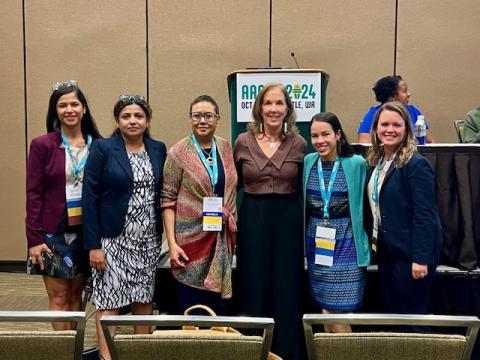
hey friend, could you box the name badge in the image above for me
[66,183,83,226]
[315,225,336,266]
[202,197,223,232]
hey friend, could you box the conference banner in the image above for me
[236,72,322,123]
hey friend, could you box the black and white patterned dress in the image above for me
[92,151,160,310]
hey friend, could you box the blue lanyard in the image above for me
[61,132,92,183]
[372,156,391,206]
[191,135,218,190]
[317,156,340,222]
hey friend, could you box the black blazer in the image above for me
[82,134,167,249]
[364,151,442,265]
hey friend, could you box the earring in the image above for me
[283,121,288,134]
[259,122,263,133]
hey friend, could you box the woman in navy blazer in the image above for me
[82,95,166,359]
[26,81,101,329]
[365,101,442,316]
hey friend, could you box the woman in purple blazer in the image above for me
[26,81,101,329]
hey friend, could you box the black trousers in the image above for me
[237,193,305,360]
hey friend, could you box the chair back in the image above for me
[0,311,86,360]
[454,119,465,142]
[303,313,480,360]
[101,314,275,360]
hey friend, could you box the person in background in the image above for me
[26,80,101,329]
[161,95,237,315]
[365,101,441,317]
[234,83,306,360]
[463,106,480,143]
[83,95,166,360]
[304,112,370,332]
[357,75,433,143]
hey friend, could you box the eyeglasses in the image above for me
[190,112,218,123]
[118,95,147,104]
[52,80,78,91]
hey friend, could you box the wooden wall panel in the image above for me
[148,0,270,148]
[272,0,396,141]
[0,1,26,260]
[397,0,480,142]
[25,0,147,141]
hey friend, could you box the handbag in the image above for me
[153,304,282,359]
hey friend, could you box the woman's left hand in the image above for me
[90,249,106,272]
[412,262,428,279]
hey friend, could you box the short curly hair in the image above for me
[372,75,403,103]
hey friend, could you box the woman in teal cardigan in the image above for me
[303,112,370,332]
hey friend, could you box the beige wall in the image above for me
[397,0,480,141]
[2,0,479,260]
[1,0,25,261]
[272,0,396,140]
[148,0,270,147]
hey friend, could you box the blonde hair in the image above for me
[248,83,298,139]
[366,101,417,168]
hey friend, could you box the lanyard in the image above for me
[191,134,218,190]
[61,132,92,183]
[317,156,340,222]
[372,154,393,206]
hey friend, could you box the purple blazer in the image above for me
[26,132,66,248]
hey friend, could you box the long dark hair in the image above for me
[46,82,101,139]
[309,112,354,157]
[112,95,152,138]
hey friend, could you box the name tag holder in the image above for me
[66,183,83,226]
[315,223,336,266]
[202,197,223,232]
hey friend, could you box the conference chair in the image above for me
[0,311,86,360]
[101,314,275,360]
[303,313,480,360]
[454,119,465,143]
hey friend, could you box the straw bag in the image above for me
[181,304,243,335]
[153,304,282,359]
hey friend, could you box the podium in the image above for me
[227,69,329,151]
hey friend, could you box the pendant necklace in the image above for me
[202,148,214,165]
[265,134,279,149]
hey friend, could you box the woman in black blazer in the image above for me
[365,101,442,316]
[83,95,166,360]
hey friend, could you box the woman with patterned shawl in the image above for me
[161,95,237,314]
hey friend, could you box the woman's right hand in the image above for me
[90,249,106,272]
[28,243,53,271]
[169,243,189,268]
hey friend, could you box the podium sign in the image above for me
[227,69,329,152]
[235,72,322,123]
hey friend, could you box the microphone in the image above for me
[291,52,300,69]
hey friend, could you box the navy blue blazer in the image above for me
[365,152,442,265]
[82,134,167,250]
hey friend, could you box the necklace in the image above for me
[265,134,280,149]
[201,147,214,165]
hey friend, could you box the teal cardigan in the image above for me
[303,153,371,267]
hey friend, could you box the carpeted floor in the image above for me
[0,272,135,351]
